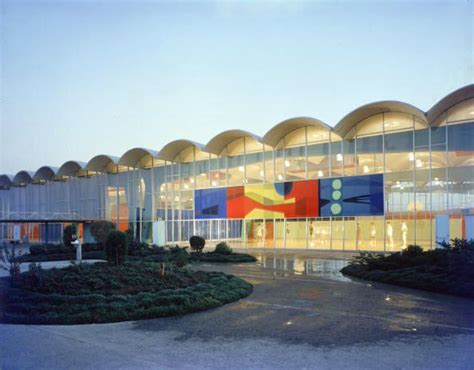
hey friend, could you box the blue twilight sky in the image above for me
[0,0,472,174]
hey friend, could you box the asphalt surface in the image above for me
[1,251,473,369]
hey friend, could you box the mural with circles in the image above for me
[319,174,384,217]
[194,174,384,219]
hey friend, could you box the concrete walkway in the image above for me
[1,252,473,369]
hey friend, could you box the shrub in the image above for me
[402,244,423,257]
[63,225,77,247]
[105,230,128,265]
[189,235,205,253]
[90,221,116,247]
[169,245,190,267]
[128,241,150,256]
[215,242,233,255]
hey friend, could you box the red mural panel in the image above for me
[226,180,319,219]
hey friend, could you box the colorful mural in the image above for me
[227,181,319,219]
[319,174,384,217]
[194,175,384,220]
[195,180,319,219]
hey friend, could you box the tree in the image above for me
[90,221,116,247]
[189,235,205,253]
[63,225,76,247]
[105,230,128,265]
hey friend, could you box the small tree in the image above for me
[0,242,23,280]
[189,235,205,253]
[105,230,128,265]
[63,224,76,247]
[90,221,116,247]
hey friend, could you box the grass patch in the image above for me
[341,241,474,298]
[0,261,253,325]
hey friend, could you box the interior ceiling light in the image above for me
[336,153,343,162]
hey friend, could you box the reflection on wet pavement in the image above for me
[253,253,351,282]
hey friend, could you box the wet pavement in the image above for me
[1,251,473,369]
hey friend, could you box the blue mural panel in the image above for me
[194,188,227,219]
[319,174,384,217]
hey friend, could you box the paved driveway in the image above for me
[1,251,473,369]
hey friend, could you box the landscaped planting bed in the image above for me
[341,240,474,298]
[190,252,257,263]
[0,261,253,325]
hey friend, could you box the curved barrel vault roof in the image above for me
[57,161,88,177]
[13,171,35,185]
[263,117,333,147]
[118,147,159,168]
[3,86,474,188]
[86,154,122,173]
[334,101,427,139]
[427,84,474,126]
[0,174,14,188]
[158,140,206,162]
[33,166,59,182]
[205,130,263,155]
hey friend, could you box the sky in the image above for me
[0,0,472,174]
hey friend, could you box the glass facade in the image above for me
[1,93,473,251]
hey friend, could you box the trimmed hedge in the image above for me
[0,262,252,325]
[190,252,257,263]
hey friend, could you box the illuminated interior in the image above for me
[1,86,473,251]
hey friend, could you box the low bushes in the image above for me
[192,252,257,263]
[215,242,233,255]
[190,242,256,263]
[341,240,474,298]
[0,261,253,325]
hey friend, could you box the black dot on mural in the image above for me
[283,182,292,195]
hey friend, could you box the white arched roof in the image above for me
[263,117,333,147]
[158,140,206,162]
[0,174,14,188]
[427,84,474,126]
[204,130,263,155]
[33,166,58,182]
[13,170,35,185]
[57,161,88,177]
[86,154,122,173]
[334,101,427,139]
[118,147,159,168]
